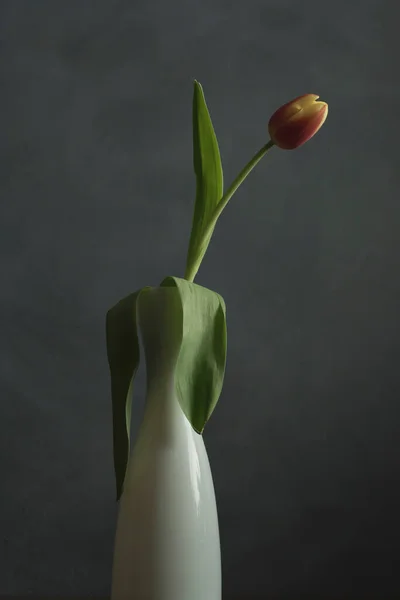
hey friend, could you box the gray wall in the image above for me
[1,0,399,598]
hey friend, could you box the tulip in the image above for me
[268,94,328,150]
[184,84,329,283]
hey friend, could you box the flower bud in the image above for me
[268,94,328,150]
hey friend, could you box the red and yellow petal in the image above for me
[268,94,328,150]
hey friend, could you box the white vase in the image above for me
[110,286,222,600]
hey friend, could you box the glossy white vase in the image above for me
[110,287,222,600]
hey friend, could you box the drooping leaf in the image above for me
[105,286,151,501]
[185,80,224,282]
[160,276,227,433]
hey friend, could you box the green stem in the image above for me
[184,139,275,283]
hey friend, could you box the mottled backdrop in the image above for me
[1,0,399,598]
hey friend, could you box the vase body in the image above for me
[110,287,221,600]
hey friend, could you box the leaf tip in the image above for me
[193,79,203,94]
[116,477,125,502]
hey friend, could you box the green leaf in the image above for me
[105,286,151,501]
[160,276,227,433]
[185,80,224,282]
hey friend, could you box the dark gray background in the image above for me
[1,0,399,598]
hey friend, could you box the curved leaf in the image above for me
[160,276,227,433]
[105,286,151,501]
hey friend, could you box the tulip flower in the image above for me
[268,94,328,150]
